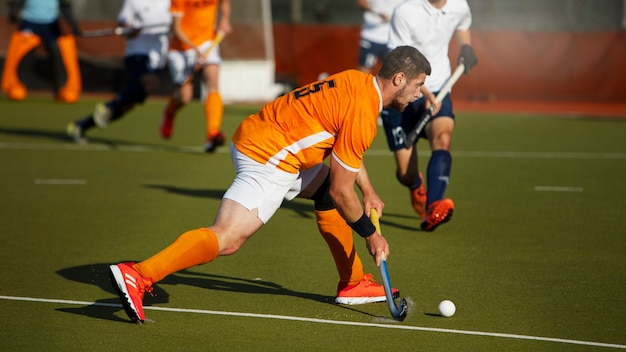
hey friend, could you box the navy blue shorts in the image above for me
[381,92,455,151]
[19,19,61,45]
[121,55,158,104]
[358,39,390,69]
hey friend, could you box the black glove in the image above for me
[458,44,478,74]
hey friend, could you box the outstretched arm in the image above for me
[171,15,195,51]
[217,0,232,35]
[329,156,389,266]
[355,162,384,217]
[420,85,441,116]
[357,0,391,21]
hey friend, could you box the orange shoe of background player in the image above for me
[335,273,399,305]
[410,172,427,218]
[421,198,454,232]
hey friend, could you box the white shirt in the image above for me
[118,0,172,69]
[388,0,471,92]
[360,0,405,44]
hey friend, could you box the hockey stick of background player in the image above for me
[180,31,226,86]
[402,62,465,148]
[80,23,170,37]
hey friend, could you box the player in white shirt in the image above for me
[67,0,172,144]
[382,0,478,231]
[356,0,404,73]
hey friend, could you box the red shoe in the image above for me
[203,131,226,152]
[109,262,153,323]
[421,198,454,232]
[335,273,399,305]
[410,172,427,218]
[160,108,175,139]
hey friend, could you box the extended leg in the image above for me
[202,64,225,152]
[421,117,455,231]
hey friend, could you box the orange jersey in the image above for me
[170,0,220,50]
[233,70,383,174]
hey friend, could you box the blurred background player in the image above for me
[1,0,82,102]
[383,0,478,231]
[356,0,404,74]
[107,46,432,323]
[66,0,172,144]
[159,0,232,153]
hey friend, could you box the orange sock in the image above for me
[204,91,223,138]
[56,34,81,103]
[315,209,364,287]
[1,31,40,98]
[133,228,219,283]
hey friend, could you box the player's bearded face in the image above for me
[390,85,413,111]
[391,75,426,111]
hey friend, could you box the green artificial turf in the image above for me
[0,97,624,351]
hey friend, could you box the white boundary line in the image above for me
[1,295,624,349]
[34,179,87,185]
[534,186,584,192]
[1,141,626,160]
[0,142,202,154]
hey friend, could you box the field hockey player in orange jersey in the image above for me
[160,0,231,152]
[109,46,432,323]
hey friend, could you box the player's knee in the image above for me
[176,85,193,104]
[429,130,452,150]
[118,83,146,106]
[217,235,247,256]
[218,243,239,256]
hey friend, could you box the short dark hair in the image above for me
[378,46,431,81]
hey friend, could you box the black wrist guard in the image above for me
[348,213,377,238]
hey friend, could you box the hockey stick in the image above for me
[80,27,131,37]
[181,31,225,85]
[80,23,170,38]
[370,209,408,321]
[201,31,225,60]
[402,62,465,148]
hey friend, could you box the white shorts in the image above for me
[167,39,222,85]
[223,143,328,223]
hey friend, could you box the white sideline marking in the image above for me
[34,179,87,185]
[1,142,626,160]
[0,142,202,154]
[534,186,584,192]
[0,295,624,349]
[369,149,626,160]
[441,150,626,160]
